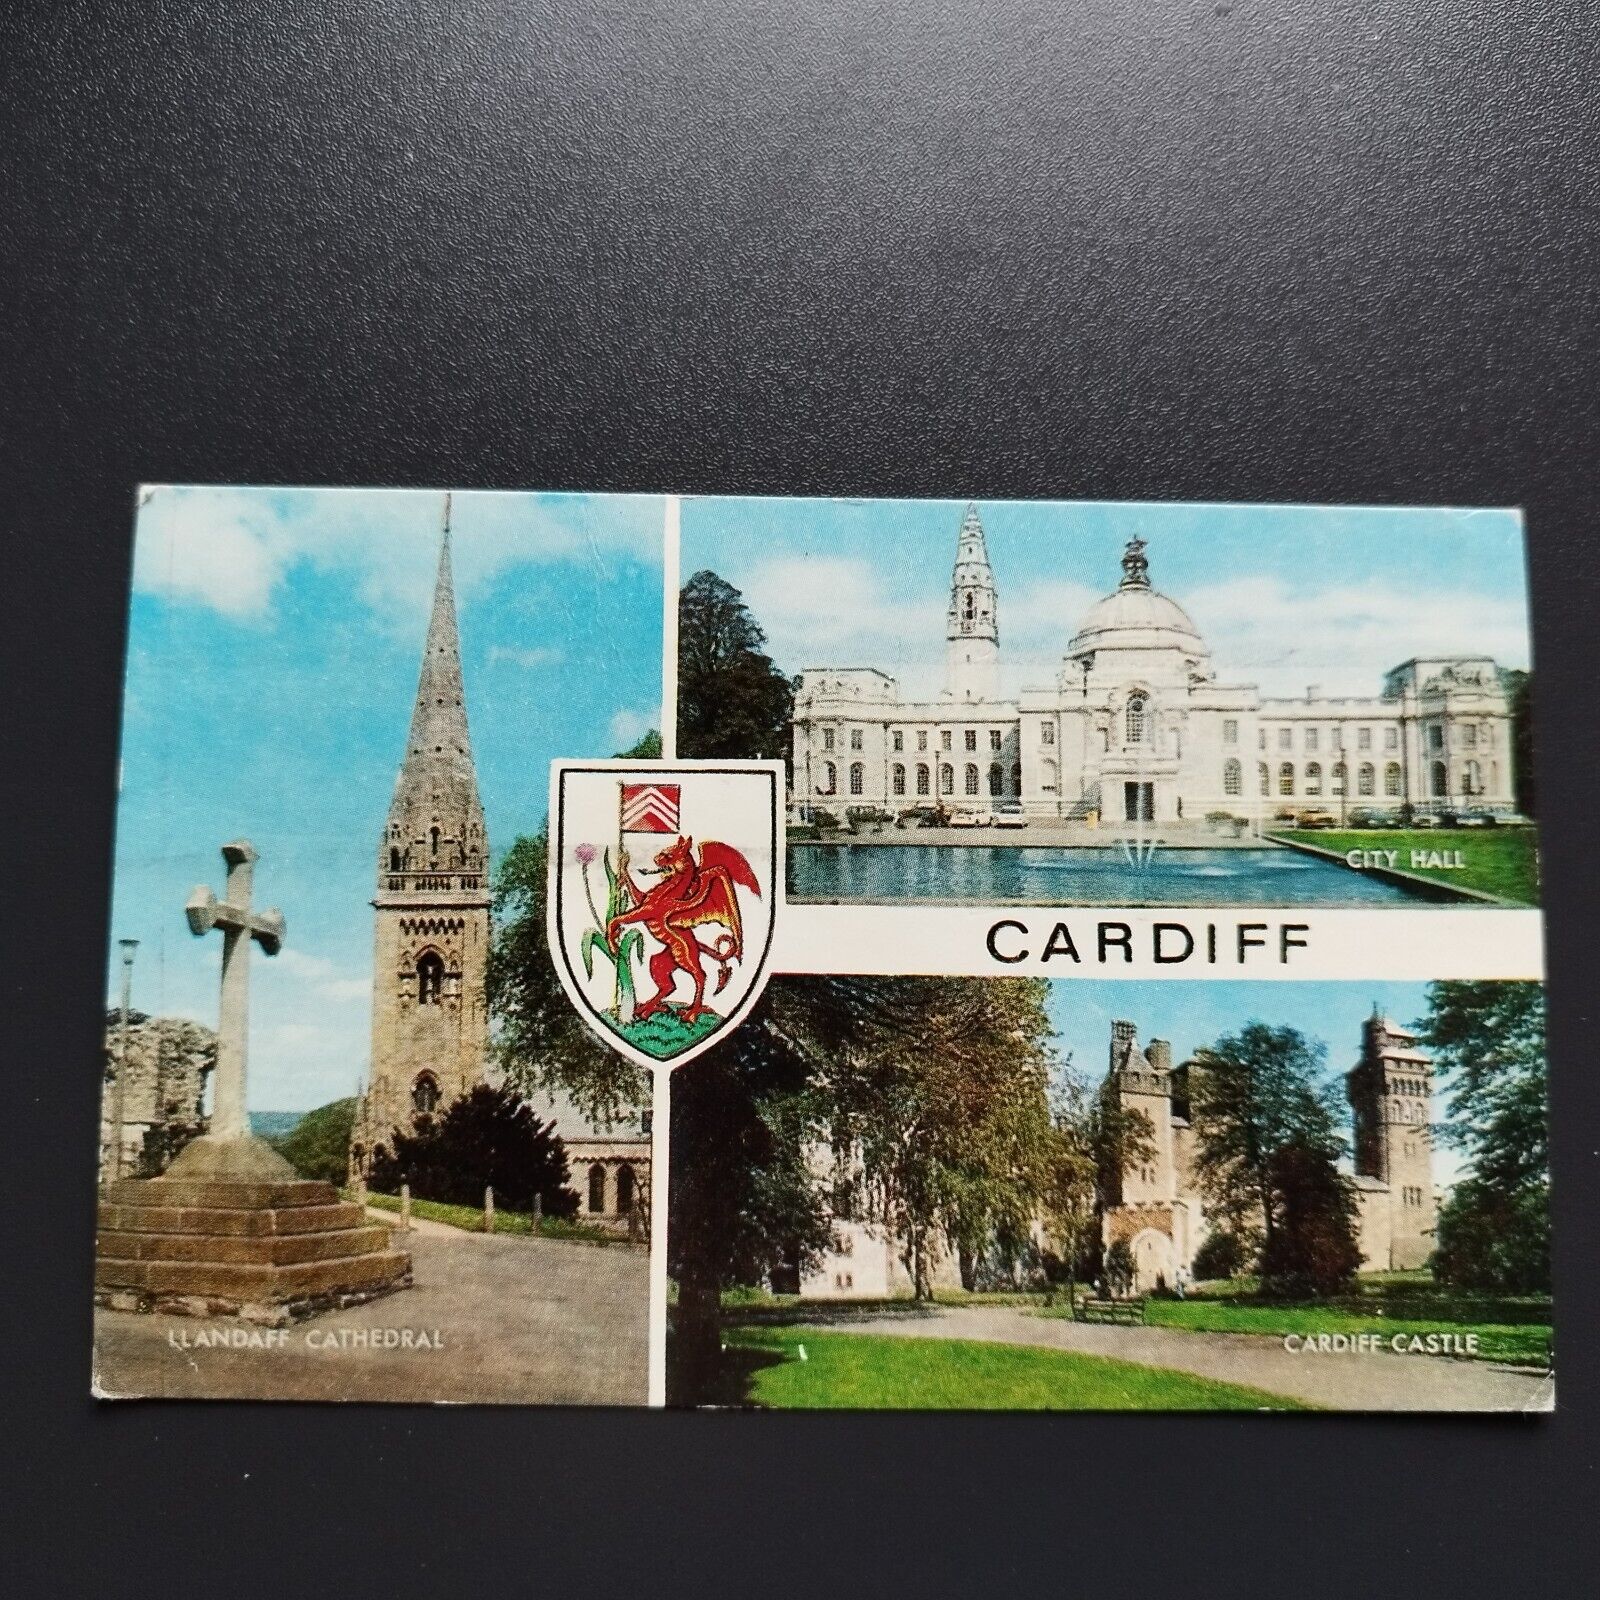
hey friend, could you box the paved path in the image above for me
[94,1229,648,1405]
[796,1306,1553,1412]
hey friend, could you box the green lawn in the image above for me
[1271,827,1539,905]
[1033,1272,1552,1367]
[719,1326,1308,1411]
[1136,1301,1550,1366]
[357,1190,622,1245]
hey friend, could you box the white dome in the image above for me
[1069,586,1208,655]
[1068,537,1209,659]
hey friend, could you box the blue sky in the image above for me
[109,486,666,1111]
[681,496,1530,702]
[1044,977,1462,1181]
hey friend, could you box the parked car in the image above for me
[1294,808,1338,829]
[993,805,1028,830]
[1348,808,1398,829]
[897,805,949,829]
[949,809,994,828]
[1459,809,1499,827]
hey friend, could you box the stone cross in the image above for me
[185,840,285,1142]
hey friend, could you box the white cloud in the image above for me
[1185,576,1531,698]
[738,548,1526,702]
[487,644,566,670]
[132,486,664,628]
[607,706,656,749]
[274,947,371,1005]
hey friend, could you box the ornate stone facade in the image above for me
[351,507,491,1173]
[1101,1013,1437,1291]
[792,506,1517,823]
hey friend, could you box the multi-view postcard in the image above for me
[93,489,1550,1412]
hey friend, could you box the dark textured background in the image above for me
[2,2,1596,1592]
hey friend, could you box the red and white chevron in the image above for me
[620,782,681,833]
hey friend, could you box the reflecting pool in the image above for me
[786,844,1449,906]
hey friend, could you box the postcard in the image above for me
[94,488,1550,1411]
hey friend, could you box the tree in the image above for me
[1419,981,1549,1292]
[667,986,834,1392]
[487,826,649,1126]
[368,1084,578,1217]
[787,976,1060,1301]
[1038,1070,1154,1300]
[1188,1023,1344,1267]
[677,571,794,765]
[272,1097,356,1185]
[1257,1137,1362,1298]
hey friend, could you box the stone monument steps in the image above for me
[96,1247,411,1302]
[105,1178,339,1210]
[97,1199,368,1236]
[97,1224,394,1267]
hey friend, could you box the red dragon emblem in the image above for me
[608,835,761,1023]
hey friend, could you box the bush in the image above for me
[1192,1229,1250,1282]
[272,1097,356,1184]
[368,1084,579,1218]
[1103,1238,1135,1297]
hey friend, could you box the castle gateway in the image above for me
[791,506,1516,824]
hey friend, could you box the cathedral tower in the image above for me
[352,498,491,1173]
[946,503,999,703]
[1347,1010,1437,1270]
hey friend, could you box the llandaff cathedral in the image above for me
[349,508,649,1231]
[791,505,1517,824]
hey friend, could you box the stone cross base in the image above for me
[96,1177,411,1326]
[162,1133,300,1182]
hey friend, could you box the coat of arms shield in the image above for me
[548,761,784,1069]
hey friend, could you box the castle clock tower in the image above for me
[352,497,491,1173]
[1347,1011,1437,1270]
[946,503,1000,703]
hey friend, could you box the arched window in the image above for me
[1431,761,1448,798]
[965,763,980,796]
[1011,762,1022,793]
[1040,757,1058,792]
[1259,762,1270,796]
[940,765,954,796]
[1223,759,1242,796]
[891,763,906,796]
[616,1164,635,1216]
[429,825,441,861]
[1304,762,1322,796]
[1358,762,1375,796]
[963,592,976,622]
[1464,759,1482,795]
[587,1164,606,1214]
[389,846,402,872]
[1332,761,1347,795]
[848,762,864,796]
[819,761,836,796]
[416,951,445,1006]
[916,763,930,796]
[1125,693,1148,744]
[1385,761,1402,797]
[411,1072,440,1114]
[1279,763,1295,796]
[988,763,1002,796]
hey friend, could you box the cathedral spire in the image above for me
[385,494,485,867]
[946,503,1000,702]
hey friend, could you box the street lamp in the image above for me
[106,938,139,1186]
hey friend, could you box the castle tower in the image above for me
[946,503,999,703]
[352,497,491,1173]
[1347,1010,1437,1270]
